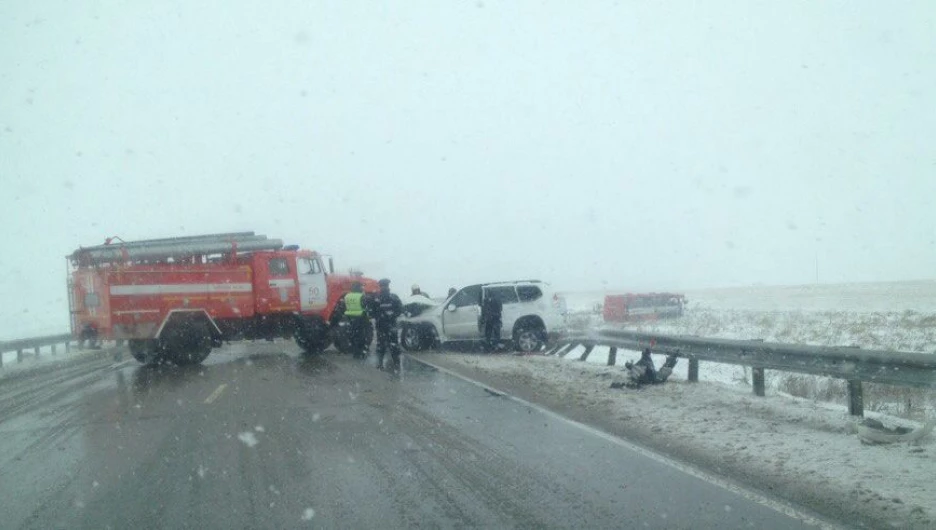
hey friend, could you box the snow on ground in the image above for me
[561,321,935,417]
[0,344,103,377]
[562,281,936,353]
[429,353,936,528]
[561,281,936,419]
[561,279,936,314]
[237,431,259,447]
[626,309,936,354]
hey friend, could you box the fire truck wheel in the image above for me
[164,320,212,365]
[295,317,329,356]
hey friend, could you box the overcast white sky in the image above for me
[1,1,934,338]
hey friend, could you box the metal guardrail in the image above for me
[545,329,936,417]
[0,333,76,366]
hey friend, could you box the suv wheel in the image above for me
[401,324,424,351]
[514,325,544,352]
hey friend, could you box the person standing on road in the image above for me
[330,281,370,359]
[369,278,403,370]
[480,289,503,353]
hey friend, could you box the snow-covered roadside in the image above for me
[624,308,936,354]
[421,353,936,529]
[562,280,936,353]
[561,282,936,419]
[609,308,936,419]
[0,345,110,379]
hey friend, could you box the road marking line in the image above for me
[108,360,134,370]
[408,355,840,530]
[204,383,227,404]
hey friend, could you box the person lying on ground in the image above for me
[611,349,678,388]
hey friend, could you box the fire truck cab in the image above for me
[68,232,377,364]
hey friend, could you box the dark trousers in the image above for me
[375,323,399,368]
[348,317,370,358]
[483,319,501,352]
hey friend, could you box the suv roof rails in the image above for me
[480,280,542,287]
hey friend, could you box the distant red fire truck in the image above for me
[67,232,377,364]
[602,292,686,323]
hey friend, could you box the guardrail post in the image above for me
[847,380,864,417]
[752,367,766,397]
[65,341,71,354]
[51,343,57,355]
[579,345,594,361]
[17,349,24,363]
[688,359,699,382]
[34,346,40,357]
[607,347,617,366]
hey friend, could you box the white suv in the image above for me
[398,280,566,352]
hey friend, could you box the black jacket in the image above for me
[481,295,503,324]
[367,291,403,327]
[634,354,657,382]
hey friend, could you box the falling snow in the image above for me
[238,432,259,447]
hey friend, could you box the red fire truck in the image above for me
[602,292,686,323]
[67,232,378,364]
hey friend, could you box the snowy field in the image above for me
[423,281,936,525]
[562,280,936,417]
[426,353,936,529]
[562,279,936,314]
[563,280,936,354]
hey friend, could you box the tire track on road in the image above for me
[0,357,125,422]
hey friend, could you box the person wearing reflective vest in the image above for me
[344,290,365,317]
[330,282,371,359]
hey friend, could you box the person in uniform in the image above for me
[480,289,503,353]
[369,278,404,370]
[330,282,370,359]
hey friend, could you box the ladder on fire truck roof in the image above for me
[68,232,284,266]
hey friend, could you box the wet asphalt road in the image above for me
[0,342,825,529]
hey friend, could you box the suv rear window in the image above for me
[516,285,542,302]
[485,286,519,304]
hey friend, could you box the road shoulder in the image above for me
[412,352,935,530]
